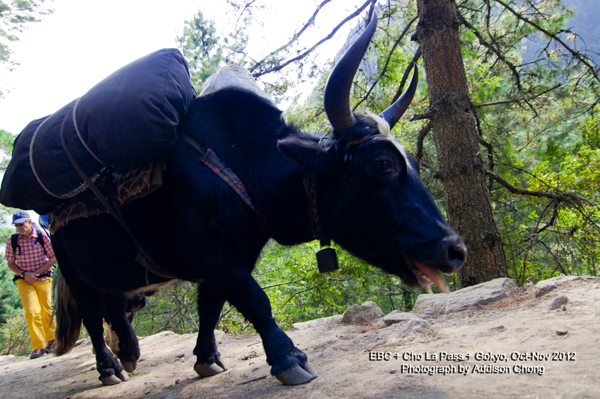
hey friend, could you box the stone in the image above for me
[535,276,600,298]
[342,301,383,324]
[549,295,569,311]
[291,315,342,330]
[382,311,424,327]
[414,278,517,315]
[392,318,436,341]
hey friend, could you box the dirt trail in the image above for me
[1,277,599,398]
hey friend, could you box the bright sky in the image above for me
[0,0,364,135]
[1,0,210,134]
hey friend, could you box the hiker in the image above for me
[5,210,57,359]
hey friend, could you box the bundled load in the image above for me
[0,48,196,213]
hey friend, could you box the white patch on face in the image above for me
[365,113,414,173]
[367,112,391,136]
[390,138,414,173]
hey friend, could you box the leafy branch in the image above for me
[485,169,583,206]
[249,0,376,77]
[472,83,561,109]
[415,120,433,162]
[352,16,419,111]
[493,0,600,84]
[457,11,523,91]
[252,0,333,66]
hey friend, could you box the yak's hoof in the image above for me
[122,360,138,373]
[275,360,318,385]
[100,370,129,386]
[195,363,224,377]
[195,355,226,377]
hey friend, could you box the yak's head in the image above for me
[278,14,466,293]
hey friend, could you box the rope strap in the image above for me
[29,117,66,199]
[59,116,179,280]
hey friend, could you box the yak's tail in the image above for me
[53,269,82,356]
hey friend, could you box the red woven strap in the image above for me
[179,131,266,230]
[202,150,258,213]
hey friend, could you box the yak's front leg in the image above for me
[193,284,227,377]
[220,268,317,385]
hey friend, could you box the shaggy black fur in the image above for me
[52,88,466,384]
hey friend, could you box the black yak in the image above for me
[51,14,466,386]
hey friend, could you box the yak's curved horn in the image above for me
[323,14,378,133]
[379,65,418,130]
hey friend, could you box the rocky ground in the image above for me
[1,275,599,399]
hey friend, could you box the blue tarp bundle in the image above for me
[0,48,196,213]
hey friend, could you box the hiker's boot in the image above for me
[44,340,56,354]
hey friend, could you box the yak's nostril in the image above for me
[448,245,465,263]
[443,237,467,269]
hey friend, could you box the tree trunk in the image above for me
[414,0,507,286]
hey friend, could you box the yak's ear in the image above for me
[277,136,327,170]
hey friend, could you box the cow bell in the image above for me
[316,247,339,273]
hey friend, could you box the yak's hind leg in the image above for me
[77,290,130,385]
[193,284,227,376]
[102,293,144,374]
[52,243,129,386]
[214,267,317,385]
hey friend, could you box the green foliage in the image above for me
[508,116,600,282]
[0,260,21,324]
[0,311,30,356]
[0,0,53,97]
[130,241,420,337]
[0,128,14,170]
[0,223,28,355]
[579,117,600,150]
[131,282,198,336]
[251,241,414,331]
[0,221,20,325]
[177,11,247,91]
[410,0,598,285]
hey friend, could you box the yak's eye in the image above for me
[376,159,392,172]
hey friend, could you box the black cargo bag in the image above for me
[0,48,196,213]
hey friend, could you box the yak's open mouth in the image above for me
[406,257,451,294]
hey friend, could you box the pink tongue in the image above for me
[414,261,450,294]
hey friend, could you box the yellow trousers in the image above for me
[16,278,55,350]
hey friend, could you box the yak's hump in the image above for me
[200,64,274,106]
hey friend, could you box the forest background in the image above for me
[0,0,598,355]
